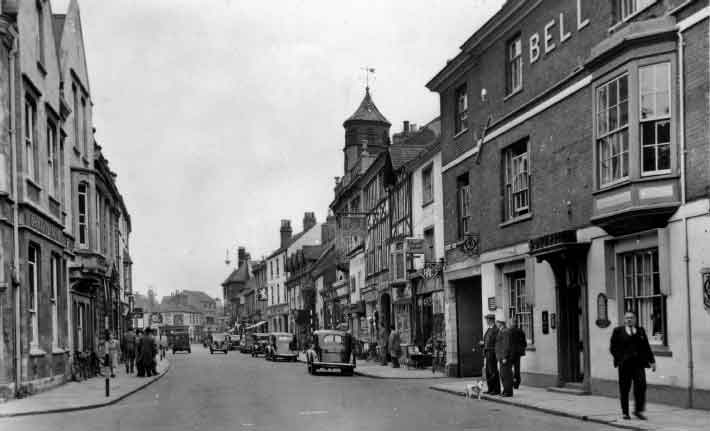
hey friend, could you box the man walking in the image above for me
[135,329,145,377]
[388,324,401,368]
[480,313,500,395]
[378,322,389,366]
[610,311,656,420]
[494,309,514,397]
[121,328,137,374]
[509,318,527,389]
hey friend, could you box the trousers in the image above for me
[485,351,500,393]
[512,355,522,388]
[499,360,514,396]
[618,362,647,414]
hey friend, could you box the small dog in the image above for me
[465,380,484,400]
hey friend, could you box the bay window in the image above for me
[640,62,671,175]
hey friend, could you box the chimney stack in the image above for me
[280,219,292,248]
[322,214,336,243]
[403,120,410,134]
[237,247,248,266]
[303,212,317,232]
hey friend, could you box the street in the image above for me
[1,345,619,431]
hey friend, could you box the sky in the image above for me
[51,0,504,300]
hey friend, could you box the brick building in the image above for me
[427,0,709,408]
[265,220,292,333]
[221,247,251,327]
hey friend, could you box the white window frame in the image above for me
[78,183,88,247]
[508,272,533,345]
[639,62,671,176]
[618,0,656,23]
[454,85,468,135]
[25,97,38,182]
[503,141,530,221]
[28,245,39,349]
[507,36,523,95]
[51,255,59,350]
[596,73,630,187]
[422,164,433,205]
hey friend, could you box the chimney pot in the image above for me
[280,219,293,248]
[303,212,317,232]
[403,120,410,133]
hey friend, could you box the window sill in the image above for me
[504,87,523,102]
[52,347,67,355]
[593,173,680,195]
[453,128,469,140]
[422,200,434,209]
[499,213,533,228]
[29,347,47,357]
[25,177,43,191]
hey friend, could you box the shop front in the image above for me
[391,282,412,345]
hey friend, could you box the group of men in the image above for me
[120,327,160,377]
[481,309,527,397]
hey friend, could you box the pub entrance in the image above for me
[529,230,590,391]
[453,275,483,377]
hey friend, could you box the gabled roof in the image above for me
[344,87,390,126]
[52,14,66,57]
[159,303,202,314]
[389,125,439,171]
[221,264,249,286]
[183,290,215,303]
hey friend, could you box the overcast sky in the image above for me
[51,0,504,300]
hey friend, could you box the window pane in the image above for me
[619,101,628,127]
[619,75,628,101]
[654,63,668,93]
[643,147,656,172]
[609,106,618,130]
[657,121,670,143]
[641,122,655,147]
[640,66,653,94]
[608,80,618,105]
[657,91,669,117]
[641,94,654,119]
[658,144,670,171]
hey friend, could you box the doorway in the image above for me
[454,276,483,377]
[558,282,584,383]
[379,293,391,330]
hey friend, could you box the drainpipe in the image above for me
[8,22,21,396]
[678,30,694,409]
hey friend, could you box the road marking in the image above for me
[298,410,328,416]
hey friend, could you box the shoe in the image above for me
[513,384,520,389]
[500,393,513,398]
[110,374,116,378]
[622,414,631,420]
[633,412,647,420]
[484,391,500,395]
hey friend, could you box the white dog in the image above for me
[465,380,484,400]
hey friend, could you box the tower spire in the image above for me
[362,66,375,92]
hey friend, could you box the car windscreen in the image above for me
[322,334,343,344]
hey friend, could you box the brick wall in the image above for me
[682,22,710,201]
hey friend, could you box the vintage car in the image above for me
[305,330,355,375]
[264,332,298,362]
[250,333,270,357]
[171,330,191,354]
[228,334,241,351]
[209,333,230,354]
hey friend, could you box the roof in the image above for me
[344,87,390,126]
[221,264,249,286]
[159,303,202,314]
[266,230,306,259]
[182,290,215,303]
[51,14,66,58]
[389,123,440,171]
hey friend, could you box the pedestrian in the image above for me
[480,313,500,395]
[159,334,168,360]
[388,324,401,368]
[494,309,514,397]
[378,321,389,366]
[103,330,119,378]
[135,328,145,377]
[148,328,159,376]
[610,311,656,420]
[137,328,156,377]
[509,318,527,389]
[121,328,137,374]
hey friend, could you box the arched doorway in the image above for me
[379,293,391,331]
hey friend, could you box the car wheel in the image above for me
[210,349,213,354]
[188,348,191,353]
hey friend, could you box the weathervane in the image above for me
[361,66,376,90]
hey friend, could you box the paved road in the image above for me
[1,345,618,431]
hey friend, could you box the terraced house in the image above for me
[428,0,709,409]
[0,0,132,399]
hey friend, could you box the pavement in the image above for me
[0,354,171,418]
[1,343,623,431]
[430,380,710,431]
[297,351,447,379]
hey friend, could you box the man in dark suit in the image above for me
[509,318,528,389]
[610,311,656,420]
[480,313,500,395]
[494,310,514,397]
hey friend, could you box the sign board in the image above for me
[541,310,549,334]
[151,314,162,324]
[405,238,426,255]
[462,233,480,256]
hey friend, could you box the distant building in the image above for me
[221,248,251,327]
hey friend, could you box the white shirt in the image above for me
[625,326,636,336]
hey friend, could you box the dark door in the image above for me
[558,283,583,383]
[455,276,483,377]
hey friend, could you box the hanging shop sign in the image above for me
[406,238,426,255]
[462,233,480,256]
[423,260,443,280]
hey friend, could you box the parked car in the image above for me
[228,334,241,351]
[250,333,270,357]
[210,333,230,354]
[265,332,298,362]
[305,330,355,375]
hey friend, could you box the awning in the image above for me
[246,321,267,330]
